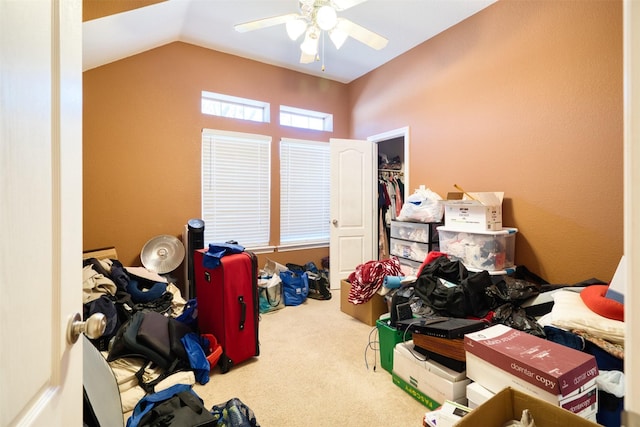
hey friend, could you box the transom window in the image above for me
[280,105,333,132]
[201,91,270,123]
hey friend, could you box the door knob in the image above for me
[67,312,107,344]
[332,219,338,225]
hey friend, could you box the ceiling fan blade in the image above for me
[336,18,388,50]
[331,0,369,11]
[300,50,316,64]
[234,13,300,33]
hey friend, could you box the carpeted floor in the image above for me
[194,294,428,426]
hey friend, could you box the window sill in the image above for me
[277,242,329,252]
[245,245,276,254]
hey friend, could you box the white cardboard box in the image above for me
[393,341,469,405]
[437,400,472,427]
[466,352,598,415]
[443,191,503,231]
[466,381,494,409]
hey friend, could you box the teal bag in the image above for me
[258,275,285,313]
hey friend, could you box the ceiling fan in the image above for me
[234,0,388,65]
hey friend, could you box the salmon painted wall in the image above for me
[349,1,623,284]
[83,42,348,276]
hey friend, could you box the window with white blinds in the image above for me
[201,129,272,250]
[279,138,330,249]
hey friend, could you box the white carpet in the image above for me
[194,294,428,426]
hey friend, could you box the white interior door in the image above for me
[329,138,376,289]
[0,1,83,425]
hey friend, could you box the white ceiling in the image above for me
[83,0,497,83]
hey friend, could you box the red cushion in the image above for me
[580,284,624,321]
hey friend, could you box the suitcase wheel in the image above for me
[219,353,234,374]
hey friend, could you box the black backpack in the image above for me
[127,384,216,427]
[107,311,194,393]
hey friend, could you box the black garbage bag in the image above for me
[492,303,545,337]
[413,256,493,318]
[485,276,542,308]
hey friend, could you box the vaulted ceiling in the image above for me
[83,0,497,83]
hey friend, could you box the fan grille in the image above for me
[140,235,186,274]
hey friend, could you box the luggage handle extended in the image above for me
[238,296,246,330]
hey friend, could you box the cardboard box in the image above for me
[393,341,469,405]
[455,387,601,427]
[392,373,441,410]
[339,279,388,326]
[443,192,503,231]
[83,246,118,260]
[437,400,472,427]
[464,324,598,398]
[466,352,597,414]
[466,381,494,409]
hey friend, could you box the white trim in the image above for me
[277,241,329,252]
[279,105,333,131]
[280,137,326,146]
[368,126,410,193]
[202,128,271,142]
[201,91,270,123]
[245,245,276,254]
[623,0,640,414]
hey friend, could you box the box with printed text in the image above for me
[442,191,503,231]
[393,341,469,406]
[464,324,598,398]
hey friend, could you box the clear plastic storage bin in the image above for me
[398,257,423,276]
[390,220,441,244]
[437,226,517,271]
[390,238,431,263]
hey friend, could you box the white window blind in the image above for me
[202,129,271,249]
[280,138,330,248]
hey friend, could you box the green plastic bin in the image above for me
[376,317,412,374]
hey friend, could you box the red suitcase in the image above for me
[194,249,259,373]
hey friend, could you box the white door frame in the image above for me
[368,126,411,194]
[623,0,639,421]
[368,126,410,260]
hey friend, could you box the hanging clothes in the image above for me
[393,176,403,218]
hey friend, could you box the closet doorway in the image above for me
[369,127,410,261]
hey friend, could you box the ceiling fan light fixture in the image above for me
[316,5,337,31]
[286,18,307,40]
[329,27,348,49]
[300,30,319,56]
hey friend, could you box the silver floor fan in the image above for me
[140,234,186,278]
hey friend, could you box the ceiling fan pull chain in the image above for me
[321,31,326,71]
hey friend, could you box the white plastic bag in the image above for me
[396,188,444,223]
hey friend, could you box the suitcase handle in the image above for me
[238,296,246,330]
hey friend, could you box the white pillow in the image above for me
[549,289,624,344]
